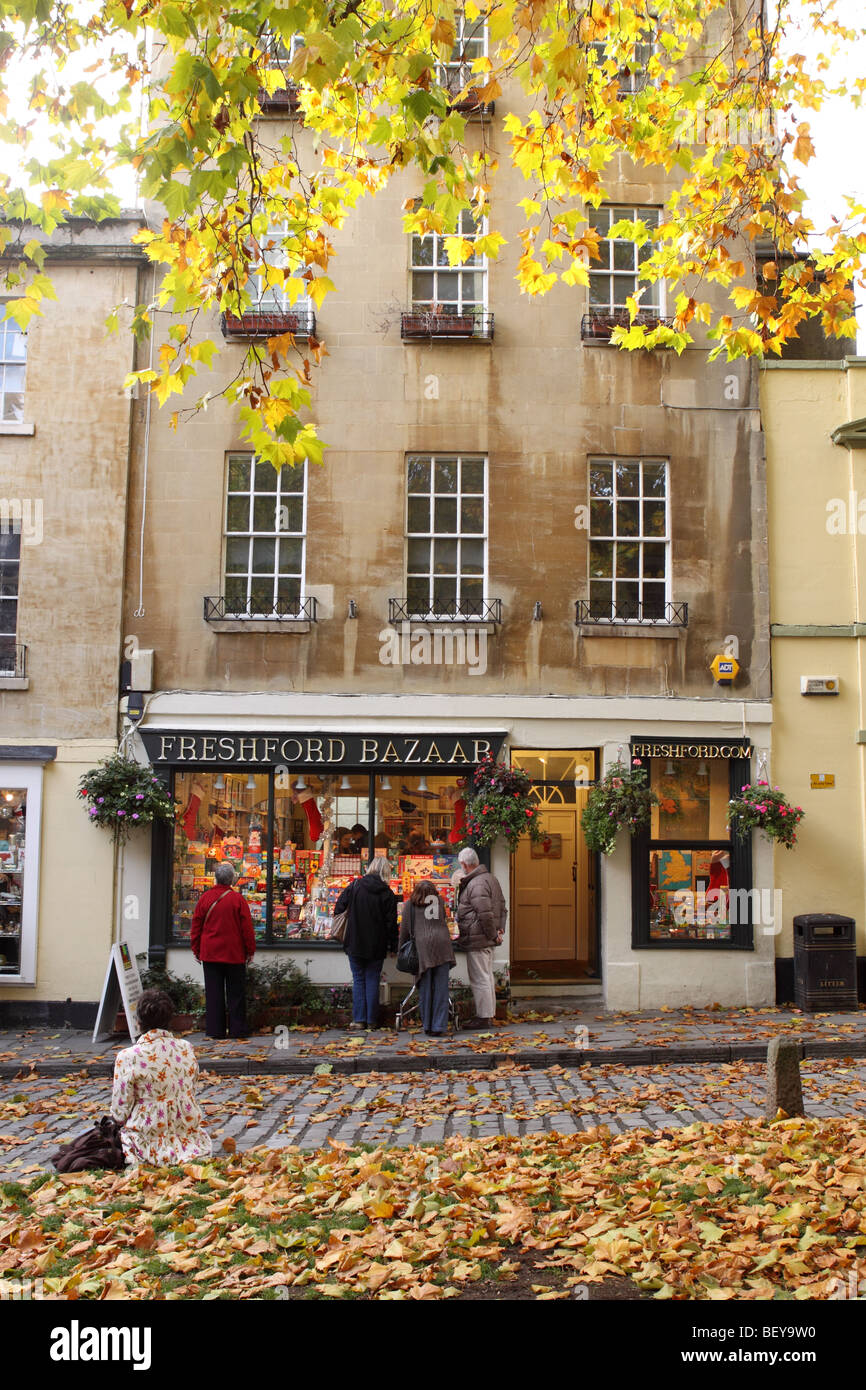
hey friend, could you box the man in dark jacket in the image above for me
[191,862,256,1039]
[335,856,398,1029]
[454,847,506,1030]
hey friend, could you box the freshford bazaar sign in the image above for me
[139,731,507,769]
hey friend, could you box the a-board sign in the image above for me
[92,942,143,1043]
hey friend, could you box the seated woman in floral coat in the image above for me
[110,989,212,1166]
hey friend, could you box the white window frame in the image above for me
[435,12,488,98]
[0,525,20,674]
[243,222,313,316]
[0,311,26,424]
[589,38,653,95]
[0,763,44,986]
[587,205,664,316]
[223,452,308,618]
[588,457,670,623]
[409,211,489,315]
[405,453,488,619]
[262,29,304,67]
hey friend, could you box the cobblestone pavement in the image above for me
[2,1058,865,1181]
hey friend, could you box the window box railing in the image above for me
[581,309,674,341]
[0,642,27,678]
[204,596,318,622]
[439,71,494,118]
[257,82,303,116]
[221,307,316,340]
[389,598,501,624]
[401,310,494,342]
[575,600,688,627]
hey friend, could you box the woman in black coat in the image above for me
[334,856,398,1030]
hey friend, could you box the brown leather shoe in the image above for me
[461,1016,494,1030]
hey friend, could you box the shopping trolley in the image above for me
[394,977,462,1033]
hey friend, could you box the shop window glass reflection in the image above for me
[0,787,25,973]
[649,847,731,941]
[373,773,465,927]
[646,757,732,941]
[174,772,270,942]
[171,769,476,946]
[649,757,729,840]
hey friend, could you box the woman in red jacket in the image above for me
[190,863,256,1039]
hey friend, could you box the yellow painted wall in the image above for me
[762,361,866,955]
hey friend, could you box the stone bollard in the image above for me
[764,1036,805,1120]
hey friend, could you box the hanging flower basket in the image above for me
[727,781,804,849]
[78,755,177,846]
[462,754,544,852]
[581,758,657,856]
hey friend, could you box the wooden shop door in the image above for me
[512,808,577,961]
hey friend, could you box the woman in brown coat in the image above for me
[398,879,455,1036]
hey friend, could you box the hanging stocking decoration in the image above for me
[292,783,324,843]
[448,798,467,845]
[181,778,207,839]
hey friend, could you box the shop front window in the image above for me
[170,768,467,946]
[631,745,753,947]
[648,757,731,941]
[373,773,466,925]
[0,786,26,974]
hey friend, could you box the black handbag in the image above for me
[52,1115,126,1173]
[396,907,420,975]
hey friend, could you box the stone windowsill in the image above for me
[206,620,312,635]
[576,623,684,640]
[0,422,35,436]
[391,619,497,633]
[0,677,29,689]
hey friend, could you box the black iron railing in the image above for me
[0,642,27,678]
[204,596,318,622]
[221,307,316,340]
[257,83,303,115]
[439,70,495,117]
[389,598,502,623]
[575,600,688,627]
[401,310,494,341]
[581,309,676,341]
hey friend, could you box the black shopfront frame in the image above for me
[142,729,505,965]
[629,736,754,951]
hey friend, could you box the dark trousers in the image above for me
[348,955,384,1027]
[203,961,247,1038]
[419,963,450,1033]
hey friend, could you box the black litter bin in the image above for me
[793,913,858,1011]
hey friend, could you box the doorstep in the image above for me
[510,982,603,999]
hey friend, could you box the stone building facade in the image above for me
[0,215,146,1020]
